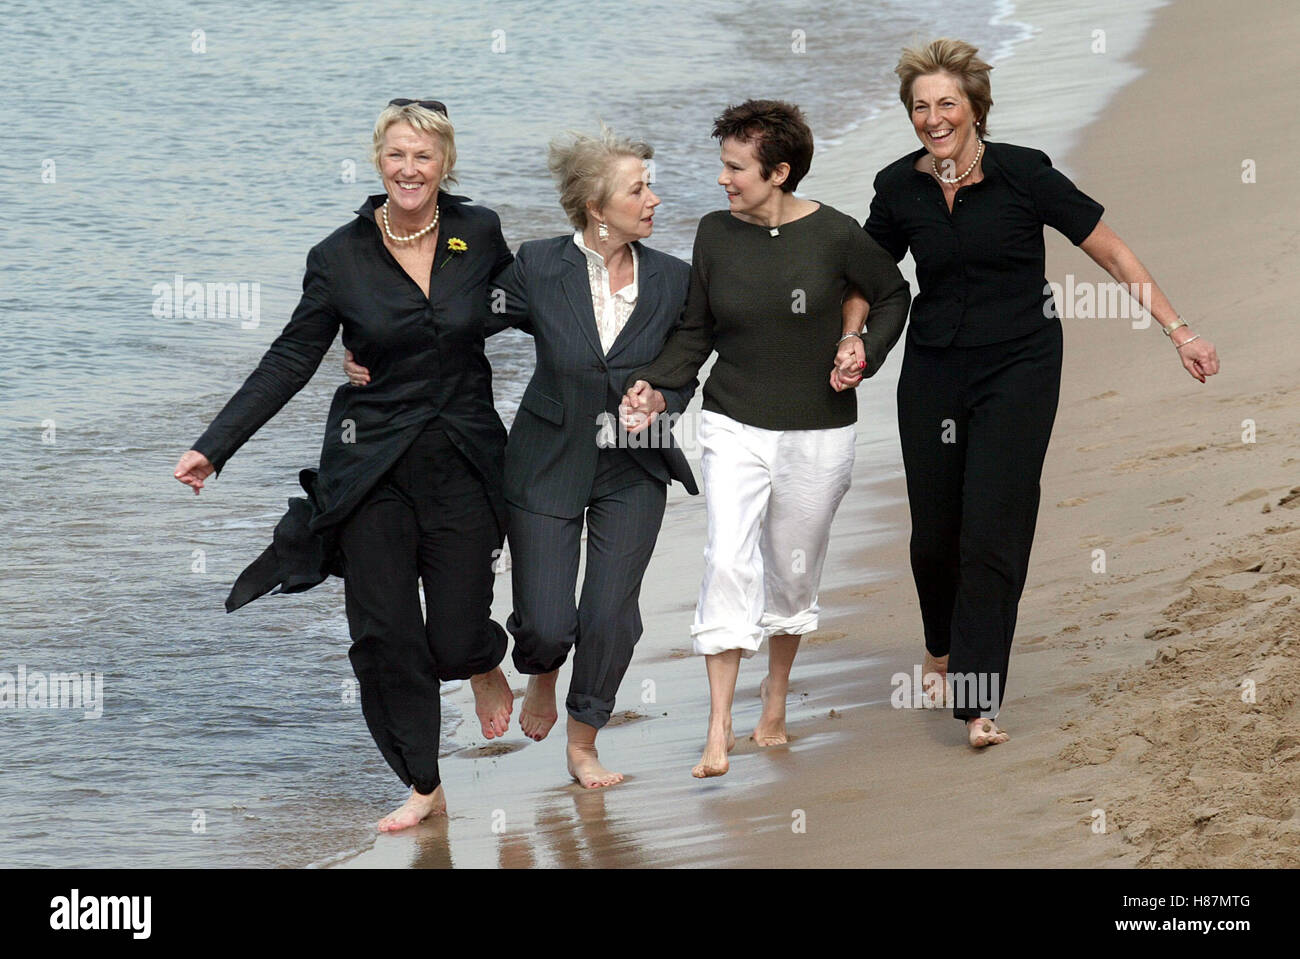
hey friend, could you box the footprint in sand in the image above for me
[1143,625,1182,640]
[1148,497,1186,509]
[458,742,526,759]
[1057,496,1091,507]
[604,710,649,727]
[1227,488,1270,505]
[1128,525,1183,544]
[1278,487,1300,509]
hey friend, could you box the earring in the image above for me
[597,221,609,241]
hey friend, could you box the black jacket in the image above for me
[192,192,514,609]
[865,140,1104,348]
[489,234,699,518]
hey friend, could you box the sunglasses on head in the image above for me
[388,98,448,116]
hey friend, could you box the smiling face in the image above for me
[591,155,660,243]
[910,72,980,167]
[379,121,445,218]
[717,136,784,217]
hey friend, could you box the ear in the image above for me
[769,161,791,188]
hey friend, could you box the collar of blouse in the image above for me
[571,230,639,303]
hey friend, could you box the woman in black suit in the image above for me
[174,100,517,830]
[350,127,699,788]
[859,39,1219,747]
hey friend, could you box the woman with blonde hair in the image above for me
[175,99,516,829]
[861,39,1219,746]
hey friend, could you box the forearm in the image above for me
[626,302,715,393]
[1102,247,1182,333]
[841,289,869,336]
[192,349,323,470]
[1081,221,1194,343]
[658,380,696,417]
[858,280,909,375]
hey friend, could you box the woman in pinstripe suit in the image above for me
[347,128,699,788]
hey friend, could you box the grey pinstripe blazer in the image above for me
[489,234,699,519]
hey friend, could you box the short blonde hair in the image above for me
[370,102,458,186]
[896,38,994,135]
[547,126,653,230]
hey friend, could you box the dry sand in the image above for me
[339,0,1298,868]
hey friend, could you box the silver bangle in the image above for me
[1174,333,1200,351]
[838,331,863,344]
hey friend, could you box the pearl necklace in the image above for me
[381,199,439,243]
[931,139,984,184]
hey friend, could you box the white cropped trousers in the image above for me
[691,410,856,657]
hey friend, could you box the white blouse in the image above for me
[572,230,638,354]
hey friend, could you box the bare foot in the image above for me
[519,671,559,741]
[567,741,624,788]
[922,651,948,707]
[967,718,1009,748]
[692,716,733,778]
[751,676,789,746]
[470,667,514,739]
[377,785,446,832]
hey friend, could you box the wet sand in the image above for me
[339,0,1298,868]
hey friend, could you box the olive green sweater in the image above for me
[628,203,910,430]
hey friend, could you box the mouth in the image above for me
[395,180,425,194]
[926,129,954,144]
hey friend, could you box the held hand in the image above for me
[621,380,666,434]
[343,349,371,387]
[623,380,666,415]
[174,450,215,495]
[831,338,867,391]
[1174,334,1220,384]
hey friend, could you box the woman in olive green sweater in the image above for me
[624,99,910,778]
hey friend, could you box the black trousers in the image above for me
[506,448,667,729]
[337,425,507,794]
[896,321,1063,721]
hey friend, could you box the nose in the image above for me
[647,189,661,208]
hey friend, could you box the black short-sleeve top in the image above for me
[864,140,1104,348]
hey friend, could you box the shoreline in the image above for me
[336,0,1296,868]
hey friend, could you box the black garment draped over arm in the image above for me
[191,192,515,609]
[864,140,1103,348]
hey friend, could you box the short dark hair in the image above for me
[711,99,813,193]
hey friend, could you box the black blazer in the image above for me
[488,234,699,519]
[192,192,515,609]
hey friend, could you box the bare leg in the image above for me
[693,649,741,778]
[469,667,514,739]
[566,716,624,788]
[752,633,800,746]
[520,670,559,741]
[377,784,447,832]
[967,717,1009,748]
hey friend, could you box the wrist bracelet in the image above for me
[838,331,863,344]
[1174,333,1200,351]
[1161,316,1187,337]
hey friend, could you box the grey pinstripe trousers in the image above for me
[506,447,666,729]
